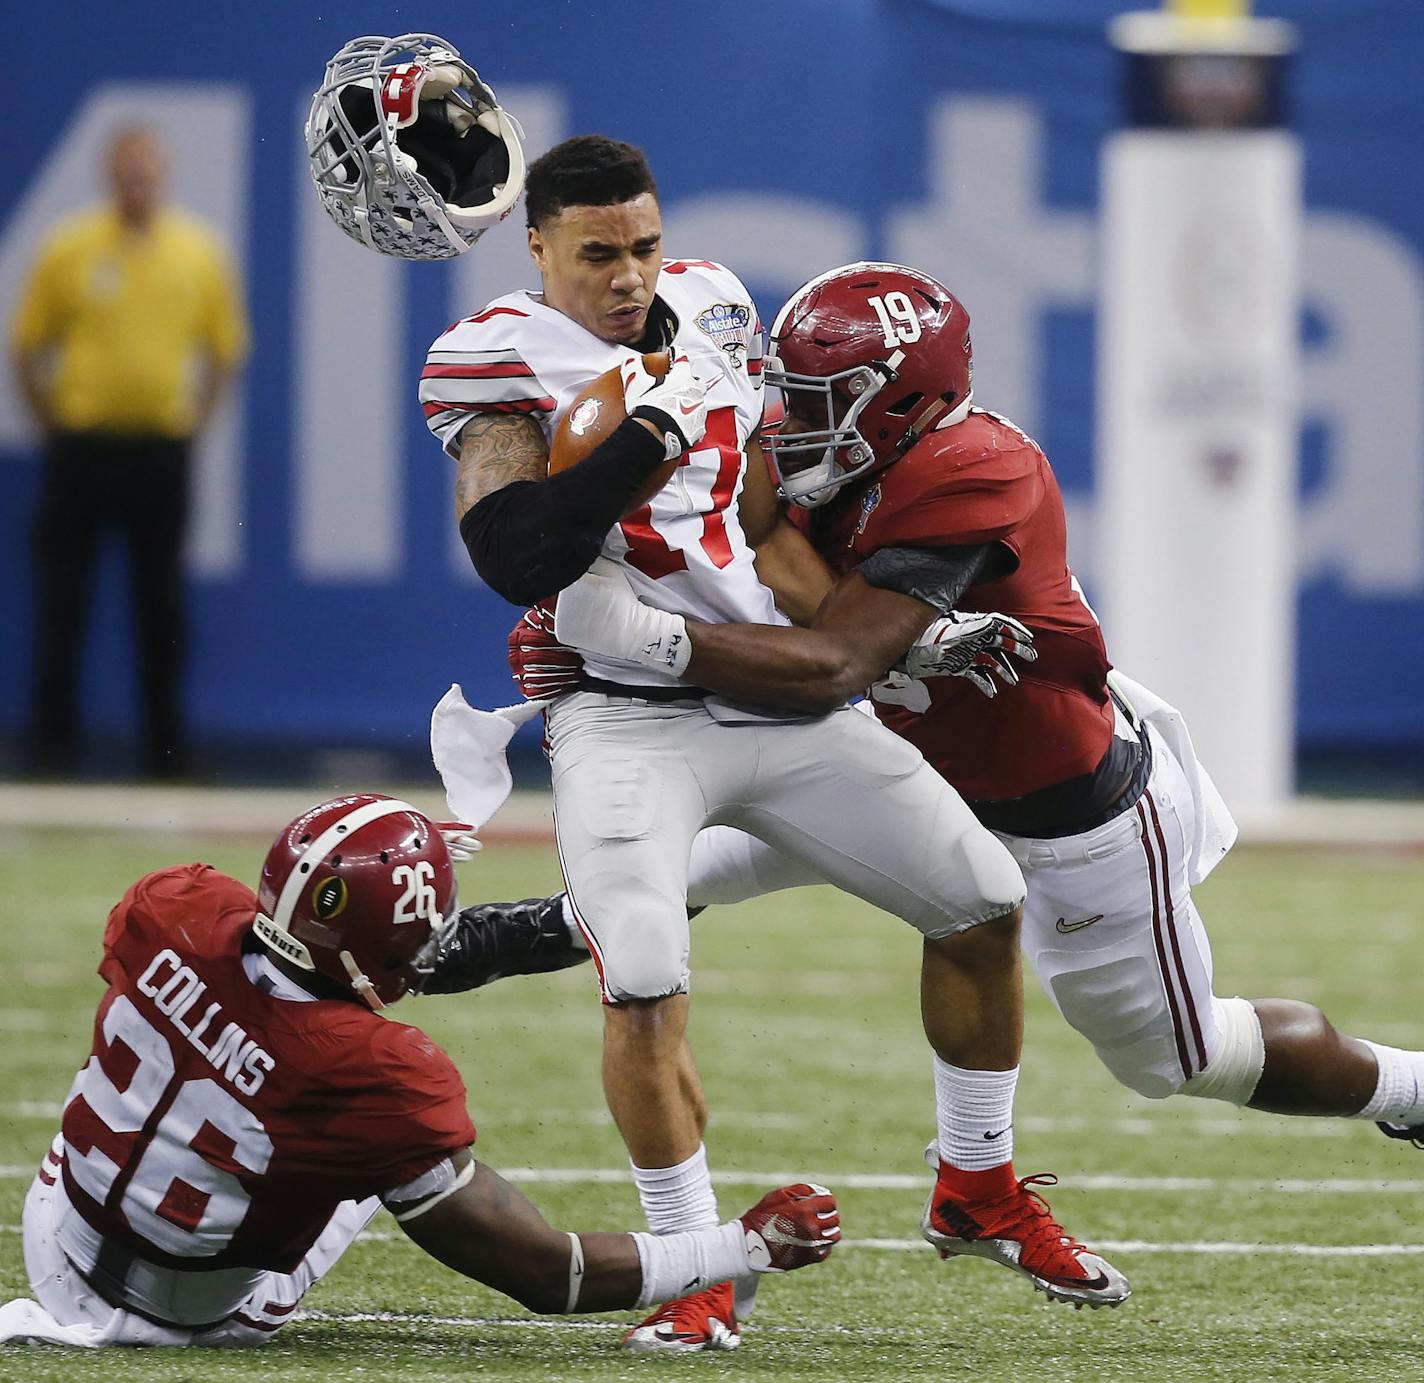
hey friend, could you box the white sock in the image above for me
[1358,1041,1424,1122]
[935,1057,1018,1170]
[557,893,589,951]
[631,1145,720,1235]
[631,1221,748,1310]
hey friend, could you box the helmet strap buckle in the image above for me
[340,949,386,1010]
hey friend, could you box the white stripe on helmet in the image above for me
[767,261,914,338]
[270,797,425,937]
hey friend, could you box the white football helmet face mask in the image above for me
[763,354,892,509]
[307,33,526,260]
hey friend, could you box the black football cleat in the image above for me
[1377,1120,1424,1149]
[423,894,590,994]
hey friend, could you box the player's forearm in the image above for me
[684,621,878,713]
[750,516,837,626]
[460,418,669,604]
[404,1162,784,1315]
[683,570,936,711]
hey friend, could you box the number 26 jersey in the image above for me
[57,864,476,1274]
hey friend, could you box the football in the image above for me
[548,352,679,515]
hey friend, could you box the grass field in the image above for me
[3,823,1424,1381]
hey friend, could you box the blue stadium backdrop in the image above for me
[2,0,1421,767]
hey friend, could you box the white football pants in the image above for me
[547,692,1025,1003]
[687,721,1226,1098]
[4,1140,378,1348]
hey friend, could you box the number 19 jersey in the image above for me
[421,259,786,687]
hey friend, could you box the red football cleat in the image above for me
[623,1281,740,1354]
[920,1151,1130,1309]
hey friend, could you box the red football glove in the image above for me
[507,600,584,700]
[738,1182,840,1273]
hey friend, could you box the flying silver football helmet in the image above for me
[307,33,525,260]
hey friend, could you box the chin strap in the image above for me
[905,391,973,452]
[339,949,386,1010]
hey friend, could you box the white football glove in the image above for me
[897,611,1037,699]
[622,352,708,460]
[554,556,693,676]
[434,822,483,862]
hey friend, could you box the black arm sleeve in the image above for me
[458,418,667,605]
[856,542,1005,613]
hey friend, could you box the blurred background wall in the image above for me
[1,0,1420,784]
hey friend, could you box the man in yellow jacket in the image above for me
[11,125,249,778]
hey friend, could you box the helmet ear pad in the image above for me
[330,83,507,207]
[397,107,507,207]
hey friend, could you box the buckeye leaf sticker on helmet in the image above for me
[306,32,526,260]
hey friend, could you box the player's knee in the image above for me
[604,934,689,1002]
[928,907,1021,973]
[574,868,690,1002]
[970,835,1028,923]
[917,833,1025,939]
[1046,954,1190,1098]
[1180,996,1265,1106]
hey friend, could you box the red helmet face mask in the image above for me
[253,794,459,1009]
[763,262,974,508]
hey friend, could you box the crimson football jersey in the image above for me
[59,864,476,1274]
[806,408,1114,802]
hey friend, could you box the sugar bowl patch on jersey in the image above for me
[695,303,754,371]
[854,483,883,537]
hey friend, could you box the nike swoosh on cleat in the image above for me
[1040,1269,1110,1291]
[1055,914,1104,933]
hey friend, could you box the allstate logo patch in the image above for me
[695,302,752,365]
[568,398,603,436]
[855,484,882,536]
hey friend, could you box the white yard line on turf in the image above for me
[0,1105,1373,1139]
[6,1164,1423,1194]
[0,1226,1421,1257]
[499,1167,1424,1195]
[3,784,1424,848]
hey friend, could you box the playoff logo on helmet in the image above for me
[311,875,349,920]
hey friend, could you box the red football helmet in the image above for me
[253,794,458,1009]
[763,262,974,507]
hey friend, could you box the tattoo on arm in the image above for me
[454,413,549,519]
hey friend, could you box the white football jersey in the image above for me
[421,260,786,687]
